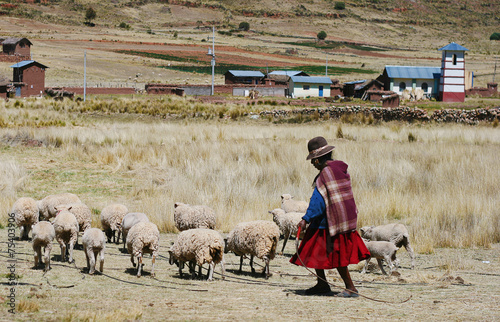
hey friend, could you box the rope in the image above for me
[293,226,412,304]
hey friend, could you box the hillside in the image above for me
[0,0,498,88]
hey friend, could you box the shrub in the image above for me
[334,2,345,10]
[490,32,500,41]
[119,22,131,30]
[239,21,250,31]
[317,30,327,41]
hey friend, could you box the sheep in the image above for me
[268,208,305,255]
[360,223,415,269]
[280,194,308,213]
[169,228,225,281]
[82,228,106,275]
[120,212,149,249]
[52,209,79,263]
[100,203,128,244]
[361,239,399,275]
[31,221,55,272]
[126,221,159,277]
[37,193,81,221]
[55,202,92,233]
[224,220,280,279]
[173,202,216,232]
[11,197,39,240]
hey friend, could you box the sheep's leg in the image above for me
[263,256,270,279]
[44,244,52,272]
[189,261,196,279]
[150,255,156,278]
[68,240,75,264]
[136,255,143,277]
[220,257,225,280]
[250,255,255,274]
[178,261,184,277]
[207,262,215,281]
[98,249,105,273]
[20,226,26,240]
[361,257,371,274]
[280,232,291,255]
[238,256,244,273]
[376,258,388,275]
[88,249,96,274]
[384,255,394,275]
[130,254,136,267]
[404,243,416,269]
[116,230,122,245]
[60,241,67,262]
[85,249,90,271]
[34,246,41,268]
[122,232,127,250]
[112,231,116,244]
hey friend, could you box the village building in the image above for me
[0,37,32,60]
[377,66,441,99]
[266,71,309,85]
[224,70,265,85]
[0,75,10,100]
[10,60,48,98]
[289,76,332,98]
[438,42,468,102]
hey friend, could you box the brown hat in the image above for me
[306,136,335,160]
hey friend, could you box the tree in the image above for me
[317,30,327,41]
[490,32,500,41]
[334,2,345,10]
[85,7,96,26]
[239,22,250,31]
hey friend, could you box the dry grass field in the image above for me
[1,97,499,320]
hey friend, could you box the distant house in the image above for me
[377,66,441,98]
[1,37,32,57]
[0,75,10,100]
[342,79,366,97]
[267,71,309,85]
[10,60,48,97]
[289,76,332,98]
[224,70,265,85]
[353,79,384,98]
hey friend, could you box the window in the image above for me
[303,85,310,90]
[452,54,457,65]
[421,82,428,92]
[399,82,406,91]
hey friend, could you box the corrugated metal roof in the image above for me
[10,60,48,69]
[269,71,303,76]
[438,42,468,51]
[1,37,32,46]
[385,66,441,79]
[228,70,264,77]
[290,76,332,84]
[344,79,366,85]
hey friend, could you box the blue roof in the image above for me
[290,76,332,84]
[385,66,441,79]
[269,71,304,76]
[9,60,48,69]
[344,79,366,85]
[228,70,264,77]
[438,42,468,51]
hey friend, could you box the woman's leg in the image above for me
[305,269,331,295]
[337,266,358,296]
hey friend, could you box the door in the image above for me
[15,86,21,97]
[319,85,324,97]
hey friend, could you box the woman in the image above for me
[290,136,370,297]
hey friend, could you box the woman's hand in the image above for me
[297,219,308,231]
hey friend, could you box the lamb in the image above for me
[100,203,128,244]
[82,228,106,275]
[360,223,415,269]
[269,208,305,255]
[11,197,39,240]
[55,202,92,233]
[280,194,308,213]
[361,239,399,275]
[52,209,79,263]
[31,221,55,272]
[169,228,225,281]
[37,193,81,221]
[173,202,216,232]
[224,220,280,279]
[126,221,159,277]
[120,212,149,249]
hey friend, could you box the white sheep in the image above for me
[31,221,55,272]
[37,193,81,221]
[280,194,308,213]
[173,202,216,232]
[11,197,39,240]
[82,228,106,275]
[268,208,305,255]
[224,220,280,279]
[55,202,92,233]
[126,221,160,277]
[360,223,415,269]
[100,203,128,244]
[361,239,399,275]
[120,212,149,249]
[169,228,225,281]
[52,209,79,263]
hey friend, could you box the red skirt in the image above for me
[290,228,370,269]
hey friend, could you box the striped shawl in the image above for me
[316,160,358,237]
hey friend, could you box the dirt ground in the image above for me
[1,232,499,321]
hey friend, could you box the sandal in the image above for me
[335,290,359,298]
[304,284,331,295]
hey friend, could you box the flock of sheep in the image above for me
[10,192,415,282]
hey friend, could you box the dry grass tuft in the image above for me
[17,299,40,313]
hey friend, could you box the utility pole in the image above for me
[84,50,87,102]
[206,27,216,95]
[325,53,328,77]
